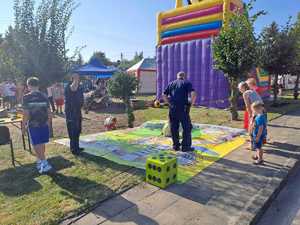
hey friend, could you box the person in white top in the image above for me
[278,75,284,96]
[3,80,16,110]
[0,82,4,108]
[47,85,56,112]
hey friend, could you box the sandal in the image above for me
[253,159,264,165]
[252,155,258,160]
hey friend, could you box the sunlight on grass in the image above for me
[0,143,142,225]
[0,95,298,225]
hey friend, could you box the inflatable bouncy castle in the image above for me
[248,68,271,98]
[156,0,244,108]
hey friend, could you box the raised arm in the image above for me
[243,92,252,118]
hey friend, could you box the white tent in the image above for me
[127,58,156,94]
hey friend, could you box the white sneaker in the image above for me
[36,160,42,170]
[39,160,53,174]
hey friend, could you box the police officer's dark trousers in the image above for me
[66,115,82,153]
[169,105,192,150]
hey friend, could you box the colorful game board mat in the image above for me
[56,121,246,183]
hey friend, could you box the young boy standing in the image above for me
[22,77,53,174]
[251,101,267,165]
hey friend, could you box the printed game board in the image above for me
[56,121,246,183]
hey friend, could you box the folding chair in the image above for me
[0,126,15,166]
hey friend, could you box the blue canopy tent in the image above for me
[74,58,117,79]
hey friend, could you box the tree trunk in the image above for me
[273,74,279,105]
[125,99,135,128]
[229,79,239,121]
[294,74,300,100]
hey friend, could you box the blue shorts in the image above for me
[29,125,50,146]
[252,138,263,150]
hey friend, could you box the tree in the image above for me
[107,72,138,128]
[0,48,22,81]
[0,34,3,45]
[77,53,84,66]
[259,21,295,104]
[213,4,259,120]
[290,13,300,99]
[133,51,143,63]
[89,51,113,66]
[117,52,144,72]
[2,0,78,87]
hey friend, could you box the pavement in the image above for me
[62,109,300,225]
[257,156,300,225]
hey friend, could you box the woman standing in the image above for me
[238,82,263,131]
[246,78,264,96]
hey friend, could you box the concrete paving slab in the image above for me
[122,183,160,204]
[93,195,135,218]
[65,110,300,225]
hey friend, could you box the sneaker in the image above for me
[252,155,258,160]
[36,160,42,170]
[39,160,53,174]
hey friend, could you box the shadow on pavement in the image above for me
[268,124,300,130]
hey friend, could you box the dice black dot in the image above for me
[148,175,152,180]
[148,164,152,169]
[173,174,177,180]
[153,165,156,170]
[157,178,161,183]
[173,163,177,168]
[166,178,170,183]
[167,166,170,172]
[153,176,156,182]
[157,167,161,172]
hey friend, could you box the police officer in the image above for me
[163,72,197,152]
[65,73,84,155]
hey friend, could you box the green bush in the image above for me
[108,72,138,128]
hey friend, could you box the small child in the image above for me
[53,82,64,114]
[104,116,117,131]
[250,101,267,165]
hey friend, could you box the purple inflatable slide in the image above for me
[156,38,230,108]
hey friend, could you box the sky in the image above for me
[0,0,299,62]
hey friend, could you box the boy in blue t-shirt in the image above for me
[22,77,53,174]
[251,101,267,165]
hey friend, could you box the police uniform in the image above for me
[164,78,194,151]
[65,83,84,154]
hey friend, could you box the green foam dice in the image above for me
[146,152,177,189]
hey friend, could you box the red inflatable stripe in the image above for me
[161,29,219,45]
[162,5,223,25]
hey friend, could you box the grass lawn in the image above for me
[0,94,299,225]
[0,130,142,225]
